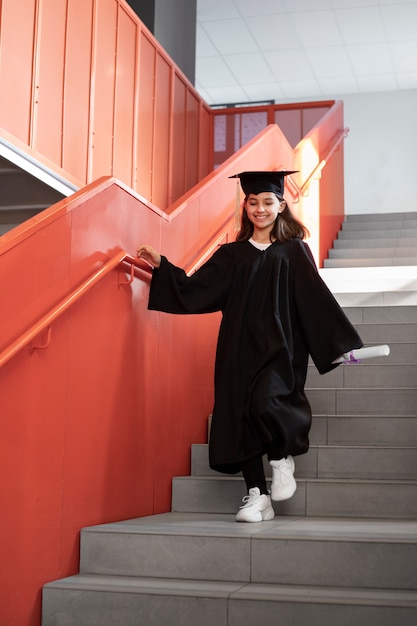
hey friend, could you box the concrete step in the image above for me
[42,573,417,626]
[41,261,417,626]
[342,305,417,324]
[324,258,417,268]
[75,514,417,589]
[333,236,417,249]
[307,387,417,416]
[336,228,417,240]
[345,212,417,223]
[354,322,417,343]
[334,291,417,307]
[316,415,417,446]
[341,219,417,232]
[190,443,417,481]
[208,415,417,447]
[306,363,417,388]
[329,247,417,259]
[171,476,417,519]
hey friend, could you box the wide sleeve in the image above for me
[293,241,363,374]
[148,245,234,315]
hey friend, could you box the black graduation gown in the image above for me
[148,238,363,474]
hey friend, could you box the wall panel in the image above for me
[136,32,156,200]
[185,91,200,190]
[0,0,36,143]
[171,75,187,202]
[152,52,171,208]
[89,0,118,182]
[113,4,137,186]
[33,0,67,165]
[198,105,213,180]
[62,0,94,182]
[0,0,213,207]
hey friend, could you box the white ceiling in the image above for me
[195,0,417,106]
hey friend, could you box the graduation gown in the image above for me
[148,238,363,474]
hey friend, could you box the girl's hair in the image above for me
[235,196,309,243]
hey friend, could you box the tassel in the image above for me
[234,180,241,230]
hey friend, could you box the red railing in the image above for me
[212,100,335,167]
[0,113,348,373]
[0,250,152,369]
[0,0,213,209]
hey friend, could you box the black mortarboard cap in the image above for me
[230,170,298,198]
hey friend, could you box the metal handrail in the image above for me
[299,127,349,195]
[0,250,149,369]
[0,127,349,369]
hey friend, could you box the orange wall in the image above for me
[294,100,346,266]
[0,0,212,208]
[0,178,220,626]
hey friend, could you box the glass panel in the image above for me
[274,109,301,148]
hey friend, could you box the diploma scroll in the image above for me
[332,344,390,364]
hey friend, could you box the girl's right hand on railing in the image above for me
[136,244,161,269]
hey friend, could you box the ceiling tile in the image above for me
[196,56,237,87]
[356,73,398,92]
[381,3,417,41]
[389,41,417,73]
[197,0,240,21]
[202,19,258,55]
[346,43,394,75]
[318,76,359,94]
[205,85,249,105]
[242,82,286,102]
[290,10,343,47]
[284,0,333,10]
[308,46,354,77]
[195,0,417,102]
[280,78,322,99]
[265,48,315,81]
[224,53,276,83]
[196,24,218,57]
[235,0,288,16]
[335,7,386,44]
[331,0,378,8]
[245,14,300,50]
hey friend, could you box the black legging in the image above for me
[241,453,268,495]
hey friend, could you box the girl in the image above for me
[137,170,363,523]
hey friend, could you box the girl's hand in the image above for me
[136,244,161,268]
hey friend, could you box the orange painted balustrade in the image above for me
[0,116,346,625]
[294,100,347,267]
[0,0,212,209]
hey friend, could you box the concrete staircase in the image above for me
[319,212,417,308]
[324,212,417,268]
[0,154,69,236]
[42,301,417,625]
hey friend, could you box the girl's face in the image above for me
[245,192,285,233]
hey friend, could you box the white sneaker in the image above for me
[270,456,296,501]
[235,487,275,523]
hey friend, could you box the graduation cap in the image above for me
[230,170,298,198]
